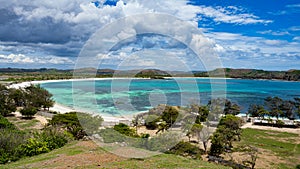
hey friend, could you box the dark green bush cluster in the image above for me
[20,107,38,118]
[49,112,103,140]
[0,115,16,130]
[20,128,68,157]
[0,115,69,164]
[167,141,204,159]
[113,123,138,137]
[0,84,54,117]
[0,129,27,164]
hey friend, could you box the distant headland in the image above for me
[0,67,299,82]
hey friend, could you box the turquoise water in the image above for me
[41,78,300,116]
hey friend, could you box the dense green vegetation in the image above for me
[48,112,103,139]
[248,96,300,122]
[0,114,69,164]
[0,84,54,117]
[201,68,300,81]
[0,111,103,164]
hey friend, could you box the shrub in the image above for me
[98,128,127,143]
[145,114,160,130]
[39,127,69,150]
[0,115,16,130]
[113,123,138,137]
[167,141,204,159]
[146,132,182,152]
[20,107,37,118]
[19,128,69,157]
[0,129,27,164]
[276,120,284,128]
[49,112,103,139]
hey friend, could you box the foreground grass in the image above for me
[0,141,229,169]
[237,128,300,169]
[1,126,299,169]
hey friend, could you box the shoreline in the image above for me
[49,102,140,123]
[9,78,300,124]
[8,78,145,123]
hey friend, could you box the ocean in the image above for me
[40,78,300,117]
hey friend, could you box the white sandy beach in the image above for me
[9,78,139,123]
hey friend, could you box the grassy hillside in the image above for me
[1,115,299,169]
[0,140,229,169]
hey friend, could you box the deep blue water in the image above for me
[41,78,300,116]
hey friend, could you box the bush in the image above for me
[0,115,16,130]
[0,129,27,164]
[113,123,138,137]
[39,127,69,150]
[296,164,300,169]
[19,128,69,157]
[145,114,160,130]
[49,112,103,139]
[167,141,204,159]
[146,132,182,152]
[276,120,284,128]
[20,137,50,156]
[98,128,127,143]
[20,107,37,118]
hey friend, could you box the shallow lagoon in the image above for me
[41,78,300,116]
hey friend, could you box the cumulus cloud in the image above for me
[0,0,295,70]
[206,32,300,70]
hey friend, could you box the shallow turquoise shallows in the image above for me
[41,78,300,116]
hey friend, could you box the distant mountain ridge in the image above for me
[0,68,299,81]
[208,68,300,81]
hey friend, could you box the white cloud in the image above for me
[197,6,272,25]
[0,54,74,64]
[293,36,300,41]
[258,30,290,36]
[286,4,300,8]
[204,31,300,70]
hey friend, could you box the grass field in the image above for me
[0,140,229,169]
[1,115,299,169]
[236,128,300,169]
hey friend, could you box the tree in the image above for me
[145,114,160,130]
[23,85,54,110]
[49,112,101,139]
[208,98,241,121]
[20,107,37,118]
[209,115,242,156]
[161,106,179,129]
[190,123,212,153]
[0,85,17,116]
[257,106,269,119]
[293,98,300,117]
[156,120,168,134]
[248,104,260,117]
[196,105,209,123]
[264,96,283,119]
[9,88,25,107]
[132,115,142,135]
[181,115,196,142]
[280,100,295,119]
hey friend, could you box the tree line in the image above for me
[248,96,300,120]
[0,84,54,117]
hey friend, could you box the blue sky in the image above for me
[0,0,299,70]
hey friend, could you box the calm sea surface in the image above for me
[41,78,300,116]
